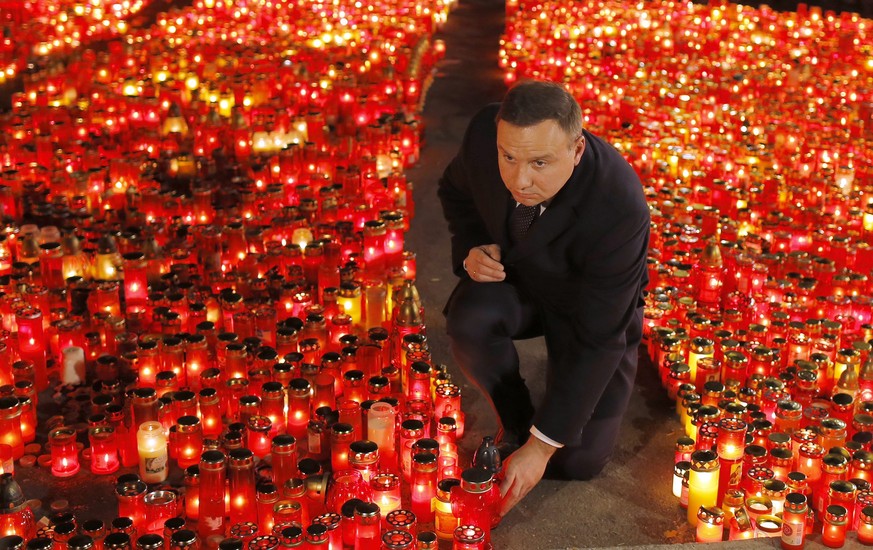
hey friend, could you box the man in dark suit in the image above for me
[438,80,649,515]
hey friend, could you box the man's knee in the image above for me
[547,446,611,481]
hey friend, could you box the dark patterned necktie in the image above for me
[509,203,539,243]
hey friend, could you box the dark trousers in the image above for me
[445,278,642,480]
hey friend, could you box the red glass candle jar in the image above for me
[260,382,286,435]
[325,470,371,515]
[255,483,279,536]
[0,397,23,460]
[822,505,848,548]
[143,490,177,534]
[353,502,380,550]
[330,423,355,472]
[183,466,199,521]
[197,388,222,439]
[270,435,299,491]
[88,426,120,475]
[370,472,402,515]
[174,416,202,469]
[247,416,272,458]
[198,451,226,539]
[287,379,311,440]
[228,448,258,526]
[452,525,485,550]
[450,469,500,545]
[115,479,147,531]
[410,452,438,523]
[49,426,80,478]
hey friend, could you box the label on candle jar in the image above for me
[144,454,167,476]
[781,522,803,546]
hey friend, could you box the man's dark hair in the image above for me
[496,80,583,140]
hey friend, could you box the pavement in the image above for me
[404,0,872,548]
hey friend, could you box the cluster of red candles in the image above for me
[0,0,511,548]
[0,0,151,86]
[502,0,873,546]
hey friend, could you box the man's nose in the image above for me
[510,165,532,190]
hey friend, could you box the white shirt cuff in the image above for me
[530,426,564,448]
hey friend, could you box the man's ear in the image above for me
[573,136,585,166]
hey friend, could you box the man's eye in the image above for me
[503,155,514,162]
[534,160,547,168]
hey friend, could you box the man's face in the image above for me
[496,119,585,206]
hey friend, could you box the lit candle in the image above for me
[695,506,724,543]
[137,421,168,483]
[858,505,873,544]
[821,505,848,548]
[687,450,719,526]
[781,493,808,549]
[228,448,258,526]
[174,416,203,469]
[49,426,80,478]
[88,426,120,475]
[410,452,438,523]
[198,451,227,539]
[370,472,402,515]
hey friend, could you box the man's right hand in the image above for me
[465,244,505,282]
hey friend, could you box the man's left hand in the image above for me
[498,436,558,516]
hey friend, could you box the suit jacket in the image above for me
[438,103,650,444]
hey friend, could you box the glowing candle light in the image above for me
[49,426,80,478]
[137,421,168,483]
[88,426,120,475]
[695,506,724,543]
[687,450,719,526]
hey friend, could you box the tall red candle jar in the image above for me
[330,423,355,472]
[410,452,438,523]
[271,435,299,491]
[14,307,46,391]
[197,388,222,439]
[49,426,80,478]
[39,242,65,290]
[122,252,149,310]
[259,382,286,435]
[183,466,199,521]
[287,378,311,439]
[137,341,160,388]
[228,448,258,526]
[352,502,380,550]
[247,416,272,458]
[88,426,120,475]
[858,505,873,544]
[198,451,227,540]
[0,398,23,460]
[256,483,279,536]
[174,416,202,469]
